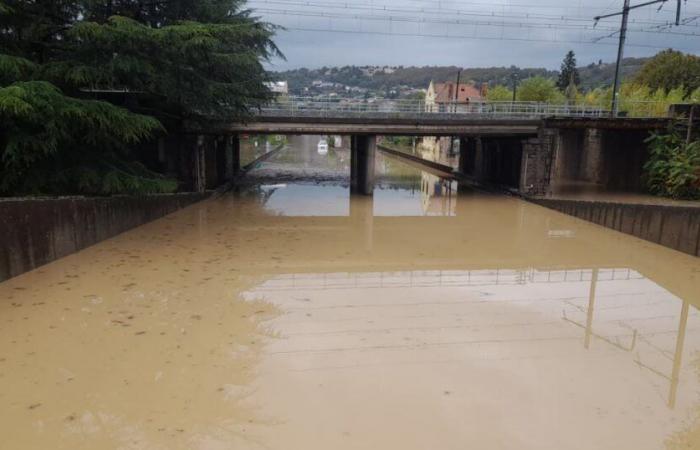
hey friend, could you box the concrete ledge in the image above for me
[213,122,539,137]
[377,145,456,178]
[241,143,286,173]
[542,117,670,130]
[0,193,209,282]
[189,115,540,137]
[529,197,700,257]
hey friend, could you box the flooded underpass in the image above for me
[1,136,700,450]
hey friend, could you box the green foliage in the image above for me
[64,13,280,119]
[516,77,565,103]
[691,87,700,103]
[579,83,686,117]
[83,0,249,25]
[557,50,581,92]
[0,81,166,195]
[0,0,280,196]
[275,58,650,95]
[267,135,287,146]
[405,90,426,101]
[634,49,700,97]
[644,125,700,199]
[0,54,36,85]
[486,85,513,102]
[57,162,179,196]
[383,136,414,147]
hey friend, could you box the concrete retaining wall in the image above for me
[377,145,455,177]
[0,193,209,282]
[530,198,700,257]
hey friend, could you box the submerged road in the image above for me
[1,135,699,450]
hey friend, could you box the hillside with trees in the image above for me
[274,57,650,95]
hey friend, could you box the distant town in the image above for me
[271,58,650,100]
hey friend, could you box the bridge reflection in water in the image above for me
[1,137,699,450]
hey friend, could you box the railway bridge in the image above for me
[182,98,672,195]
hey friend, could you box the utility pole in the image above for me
[453,69,462,113]
[611,0,630,117]
[595,0,684,117]
[450,69,462,155]
[687,104,696,144]
[511,73,519,103]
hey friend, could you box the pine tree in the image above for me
[75,0,282,120]
[0,0,169,196]
[557,50,581,92]
[0,0,281,196]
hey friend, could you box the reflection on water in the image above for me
[421,172,458,216]
[263,184,349,216]
[1,136,699,450]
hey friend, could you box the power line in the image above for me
[249,0,700,27]
[255,8,620,31]
[254,7,700,38]
[278,25,694,51]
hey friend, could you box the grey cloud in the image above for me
[252,0,700,70]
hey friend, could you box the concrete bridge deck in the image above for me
[187,97,671,136]
[211,115,541,136]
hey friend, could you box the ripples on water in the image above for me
[1,136,699,450]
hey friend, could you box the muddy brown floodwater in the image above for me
[1,136,700,450]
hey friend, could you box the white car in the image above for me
[317,139,329,155]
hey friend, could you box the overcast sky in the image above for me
[246,0,700,71]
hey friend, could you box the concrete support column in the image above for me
[473,137,485,182]
[519,137,541,195]
[162,135,179,175]
[550,129,586,194]
[518,128,558,196]
[214,137,227,186]
[350,135,376,195]
[457,136,485,181]
[193,135,206,193]
[457,137,473,175]
[224,135,241,181]
[581,128,605,187]
[204,137,219,190]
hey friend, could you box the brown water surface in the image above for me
[1,139,700,450]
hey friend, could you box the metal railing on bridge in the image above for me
[259,96,670,119]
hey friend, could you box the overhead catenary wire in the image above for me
[595,0,688,116]
[252,6,700,39]
[276,25,694,51]
[248,0,700,27]
[251,0,699,64]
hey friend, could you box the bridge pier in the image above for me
[519,126,652,196]
[458,136,524,189]
[350,135,376,195]
[191,134,241,192]
[457,136,483,181]
[193,135,207,193]
[581,129,604,186]
[224,135,241,180]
